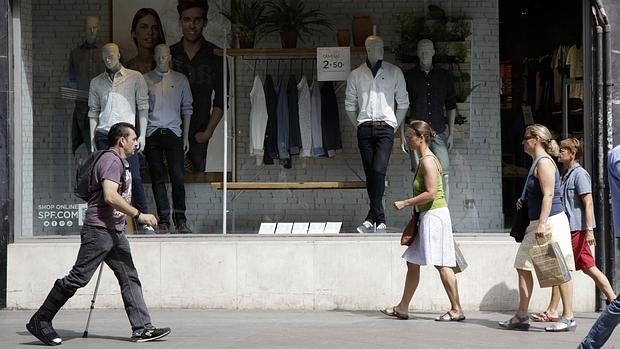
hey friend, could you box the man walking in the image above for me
[26,123,171,345]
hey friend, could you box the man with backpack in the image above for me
[26,122,171,345]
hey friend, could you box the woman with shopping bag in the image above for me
[499,124,576,332]
[380,120,465,322]
[531,138,615,322]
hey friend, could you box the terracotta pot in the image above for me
[336,29,351,47]
[280,31,298,48]
[352,15,372,46]
[237,31,256,49]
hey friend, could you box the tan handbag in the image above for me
[400,211,418,246]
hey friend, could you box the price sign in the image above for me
[317,47,351,81]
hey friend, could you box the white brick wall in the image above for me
[22,0,502,235]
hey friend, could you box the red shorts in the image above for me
[571,230,596,271]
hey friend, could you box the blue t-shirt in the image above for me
[560,164,595,231]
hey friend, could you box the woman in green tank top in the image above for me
[380,120,464,322]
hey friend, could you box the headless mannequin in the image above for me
[89,43,148,152]
[346,36,408,126]
[153,44,191,153]
[403,39,456,202]
[416,39,455,150]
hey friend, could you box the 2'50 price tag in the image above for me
[317,47,351,81]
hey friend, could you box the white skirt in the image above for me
[402,206,456,267]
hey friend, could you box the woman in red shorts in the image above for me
[531,137,615,322]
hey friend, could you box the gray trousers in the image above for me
[57,224,152,331]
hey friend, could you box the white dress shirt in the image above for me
[249,75,268,157]
[344,61,409,129]
[88,66,149,132]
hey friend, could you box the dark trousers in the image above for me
[357,125,394,224]
[144,129,187,225]
[56,224,152,331]
[95,131,149,213]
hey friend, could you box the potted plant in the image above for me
[263,0,333,48]
[221,0,266,48]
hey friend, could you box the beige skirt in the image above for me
[514,212,575,271]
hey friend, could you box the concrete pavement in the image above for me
[0,309,617,348]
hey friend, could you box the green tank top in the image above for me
[412,155,447,212]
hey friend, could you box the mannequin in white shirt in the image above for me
[346,35,408,125]
[344,35,410,233]
[153,44,191,153]
[89,43,148,153]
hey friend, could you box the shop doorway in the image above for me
[499,0,585,227]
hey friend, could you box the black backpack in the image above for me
[74,150,121,201]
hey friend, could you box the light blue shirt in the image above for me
[88,66,149,132]
[560,164,595,231]
[144,69,193,137]
[608,145,620,238]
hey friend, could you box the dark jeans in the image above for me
[56,224,152,331]
[144,129,187,225]
[357,124,394,224]
[95,131,149,213]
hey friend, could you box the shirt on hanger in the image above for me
[249,75,268,158]
[310,81,326,156]
[297,76,312,158]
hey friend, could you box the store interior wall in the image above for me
[22,0,502,235]
[499,0,583,227]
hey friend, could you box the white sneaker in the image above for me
[376,223,387,231]
[356,221,373,234]
[143,225,156,234]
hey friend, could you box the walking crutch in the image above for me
[83,262,104,338]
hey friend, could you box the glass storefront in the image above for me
[13,0,505,239]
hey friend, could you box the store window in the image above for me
[16,0,504,238]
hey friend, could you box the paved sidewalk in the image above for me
[0,309,617,348]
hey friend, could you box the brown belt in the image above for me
[359,121,391,128]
